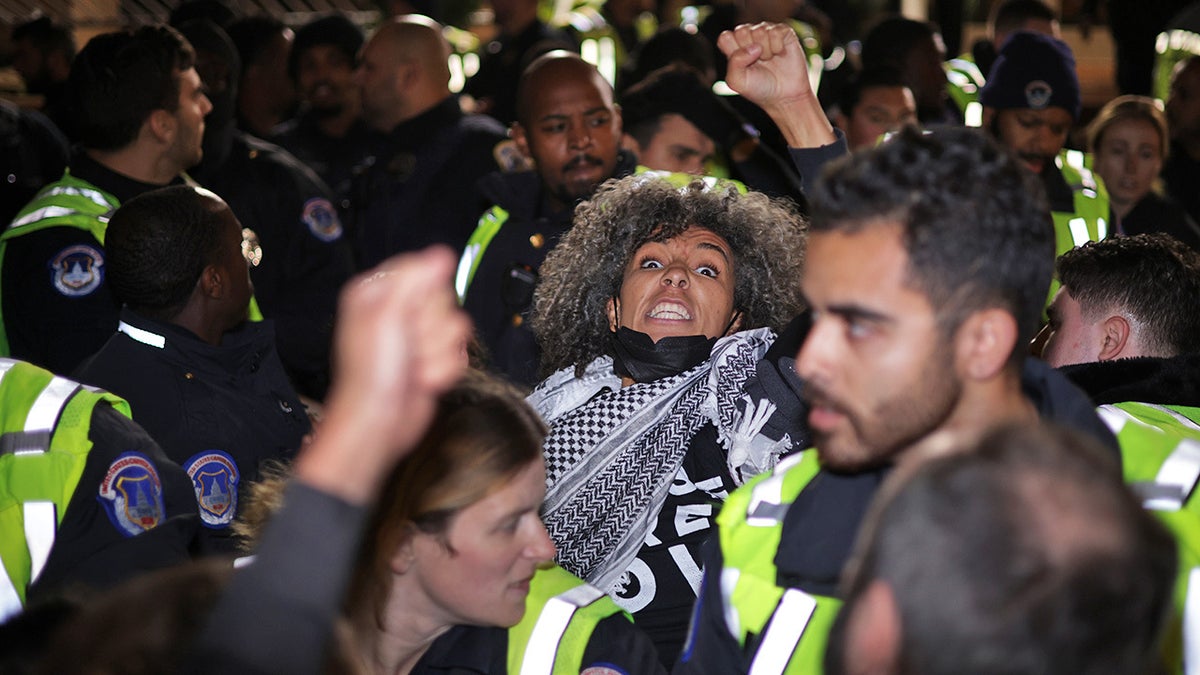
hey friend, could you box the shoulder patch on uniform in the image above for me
[581,666,630,675]
[493,139,534,173]
[97,452,166,537]
[301,197,343,242]
[48,244,105,297]
[184,450,240,528]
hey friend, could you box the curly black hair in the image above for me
[532,173,807,377]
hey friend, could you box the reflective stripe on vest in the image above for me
[749,588,818,675]
[456,206,509,303]
[24,501,55,584]
[1102,405,1200,511]
[1187,567,1200,675]
[747,452,805,527]
[518,583,606,675]
[717,450,836,674]
[0,562,20,621]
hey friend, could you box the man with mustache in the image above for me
[674,23,1118,674]
[980,31,1110,263]
[457,51,633,387]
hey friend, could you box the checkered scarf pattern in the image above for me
[536,328,773,590]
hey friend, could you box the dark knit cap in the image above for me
[288,14,363,82]
[980,31,1081,120]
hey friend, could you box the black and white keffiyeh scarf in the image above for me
[527,328,788,590]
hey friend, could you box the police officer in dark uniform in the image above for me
[0,358,198,620]
[182,19,354,400]
[458,52,634,387]
[75,186,310,555]
[271,14,382,218]
[1,26,211,376]
[350,15,509,270]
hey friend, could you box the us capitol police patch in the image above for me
[97,452,166,537]
[184,450,240,528]
[301,197,344,242]
[49,244,104,297]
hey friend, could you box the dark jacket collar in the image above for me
[1061,353,1200,408]
[390,96,463,148]
[116,308,278,378]
[476,149,638,221]
[68,151,181,204]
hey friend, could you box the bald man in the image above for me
[457,51,634,387]
[349,15,507,270]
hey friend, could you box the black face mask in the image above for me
[608,327,717,383]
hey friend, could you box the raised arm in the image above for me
[718,22,836,150]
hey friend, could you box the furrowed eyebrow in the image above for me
[825,302,892,325]
[697,241,730,262]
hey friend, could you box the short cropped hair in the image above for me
[105,186,226,321]
[861,16,937,70]
[830,423,1176,675]
[69,25,195,151]
[532,173,807,376]
[1058,233,1200,357]
[836,65,908,120]
[810,126,1055,364]
[227,15,286,75]
[990,0,1056,35]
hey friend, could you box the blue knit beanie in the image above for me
[980,32,1081,120]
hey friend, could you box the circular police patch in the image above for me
[582,667,629,675]
[301,197,343,242]
[1024,80,1053,109]
[184,450,240,528]
[49,244,104,297]
[97,452,166,537]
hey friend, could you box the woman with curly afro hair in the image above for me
[526,172,808,666]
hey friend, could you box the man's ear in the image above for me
[606,297,618,333]
[954,308,1018,381]
[843,580,902,675]
[147,108,175,145]
[980,106,996,130]
[1098,315,1131,361]
[199,264,223,299]
[621,132,642,156]
[832,109,849,134]
[511,122,531,160]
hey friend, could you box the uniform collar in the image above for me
[116,308,277,377]
[68,151,181,205]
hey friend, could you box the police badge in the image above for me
[49,244,105,297]
[184,450,240,528]
[98,452,166,537]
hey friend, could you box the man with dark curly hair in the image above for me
[527,171,807,666]
[675,23,1120,674]
[1,25,212,376]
